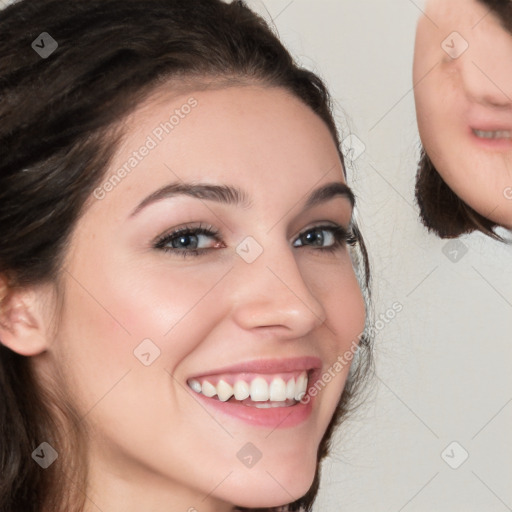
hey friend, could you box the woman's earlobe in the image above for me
[0,275,51,356]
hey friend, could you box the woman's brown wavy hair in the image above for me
[0,1,373,510]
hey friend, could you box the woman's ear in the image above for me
[0,274,54,356]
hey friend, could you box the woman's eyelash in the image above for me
[294,224,357,253]
[329,226,357,247]
[153,223,357,257]
[153,223,221,257]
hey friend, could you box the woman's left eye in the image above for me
[292,225,354,250]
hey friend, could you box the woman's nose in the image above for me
[458,27,512,108]
[229,244,327,339]
[460,58,512,108]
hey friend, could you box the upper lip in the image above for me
[471,126,512,134]
[467,109,512,133]
[187,356,322,380]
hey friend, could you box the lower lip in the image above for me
[192,392,315,428]
[469,128,512,151]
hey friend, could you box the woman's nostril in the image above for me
[230,268,326,336]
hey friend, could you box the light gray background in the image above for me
[246,1,512,511]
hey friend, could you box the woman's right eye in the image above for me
[166,232,212,250]
[154,224,224,257]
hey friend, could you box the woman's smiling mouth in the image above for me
[469,126,512,150]
[467,110,512,148]
[185,357,322,427]
[187,371,309,404]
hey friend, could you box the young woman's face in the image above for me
[414,0,512,229]
[42,86,366,511]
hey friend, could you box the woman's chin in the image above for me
[224,461,317,510]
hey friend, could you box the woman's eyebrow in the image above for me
[128,180,354,218]
[304,182,355,209]
[129,182,251,217]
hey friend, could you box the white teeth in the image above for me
[217,380,234,402]
[187,371,310,404]
[286,377,296,400]
[188,379,202,394]
[250,377,269,402]
[474,129,512,139]
[201,380,216,398]
[269,377,287,402]
[295,373,308,401]
[233,380,250,400]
